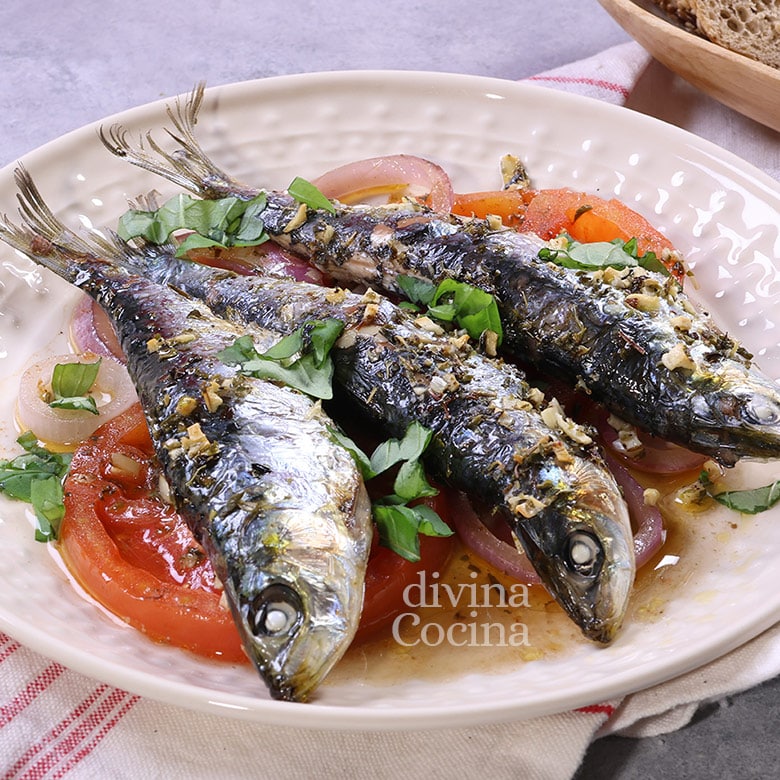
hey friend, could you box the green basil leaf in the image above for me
[638,251,669,276]
[539,235,671,278]
[233,194,268,241]
[369,421,432,474]
[0,436,70,541]
[308,318,345,366]
[217,334,261,365]
[30,475,65,542]
[327,419,448,560]
[49,396,99,415]
[327,427,376,480]
[287,177,336,214]
[393,459,438,502]
[707,479,780,515]
[174,232,225,258]
[118,192,269,251]
[259,329,305,362]
[425,303,457,322]
[218,319,344,400]
[245,354,336,400]
[51,360,101,400]
[412,503,454,537]
[397,275,438,306]
[427,278,503,344]
[372,504,423,561]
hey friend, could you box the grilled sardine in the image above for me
[0,168,372,702]
[98,232,635,644]
[100,84,780,467]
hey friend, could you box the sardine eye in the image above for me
[565,531,603,578]
[250,584,303,638]
[743,396,780,426]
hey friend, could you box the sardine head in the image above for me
[512,459,635,644]
[219,485,372,702]
[691,367,780,464]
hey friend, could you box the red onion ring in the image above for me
[449,492,542,583]
[313,154,455,213]
[602,451,666,570]
[188,242,328,285]
[70,296,125,362]
[593,409,707,475]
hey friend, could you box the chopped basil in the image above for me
[538,235,670,277]
[118,192,269,257]
[372,503,451,561]
[397,276,438,307]
[701,470,780,515]
[217,318,344,400]
[48,359,101,415]
[331,422,452,561]
[0,432,71,542]
[287,176,336,214]
[397,275,503,345]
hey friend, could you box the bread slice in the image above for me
[651,1,779,69]
[653,0,698,29]
[694,1,780,69]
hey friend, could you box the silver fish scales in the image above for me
[100,83,780,468]
[0,168,372,702]
[94,231,636,645]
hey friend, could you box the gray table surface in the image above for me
[1,1,778,778]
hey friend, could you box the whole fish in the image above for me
[100,84,780,467]
[0,168,372,702]
[92,228,635,645]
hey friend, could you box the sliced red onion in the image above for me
[245,243,328,284]
[602,451,665,569]
[187,242,328,285]
[449,492,542,583]
[17,353,138,446]
[593,408,706,475]
[313,154,455,213]
[70,296,125,362]
[451,454,666,582]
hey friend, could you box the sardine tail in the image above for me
[0,166,99,280]
[99,83,255,201]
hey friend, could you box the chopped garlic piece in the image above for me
[414,316,445,336]
[482,329,499,357]
[625,293,661,312]
[109,452,141,478]
[540,398,593,445]
[661,343,696,372]
[176,396,197,416]
[202,380,224,413]
[282,202,308,233]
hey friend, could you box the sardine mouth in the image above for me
[515,509,635,645]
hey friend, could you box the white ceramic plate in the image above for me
[1,71,779,730]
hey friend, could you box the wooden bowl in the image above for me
[597,0,780,132]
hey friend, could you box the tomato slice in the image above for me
[59,404,455,655]
[452,187,684,282]
[59,403,247,662]
[451,188,535,227]
[522,189,685,282]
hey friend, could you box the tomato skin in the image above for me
[451,189,535,227]
[352,492,456,644]
[452,187,684,282]
[59,403,247,663]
